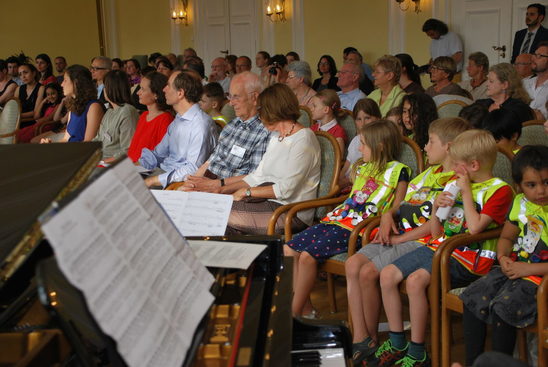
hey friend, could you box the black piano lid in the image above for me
[0,143,102,287]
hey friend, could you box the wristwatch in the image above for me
[245,188,252,197]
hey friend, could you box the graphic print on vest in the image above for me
[326,178,379,226]
[399,187,434,230]
[513,216,548,263]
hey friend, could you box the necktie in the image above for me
[521,32,534,54]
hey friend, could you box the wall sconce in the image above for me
[395,0,421,13]
[266,0,286,22]
[171,0,189,26]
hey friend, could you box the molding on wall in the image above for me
[100,0,119,57]
[291,0,305,58]
[388,0,406,54]
[261,1,275,54]
[170,0,181,54]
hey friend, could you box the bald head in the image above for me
[236,56,252,73]
[514,53,534,79]
[229,71,263,120]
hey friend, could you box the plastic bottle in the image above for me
[435,182,461,221]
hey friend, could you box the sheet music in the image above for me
[188,240,267,269]
[151,190,233,236]
[41,158,214,367]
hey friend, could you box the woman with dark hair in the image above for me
[93,70,139,162]
[14,63,45,127]
[0,59,17,105]
[312,55,340,92]
[395,53,424,94]
[40,65,104,143]
[125,59,142,86]
[112,58,124,70]
[400,93,439,150]
[225,54,237,77]
[155,56,174,77]
[481,108,523,154]
[220,83,321,235]
[127,71,174,162]
[35,54,56,85]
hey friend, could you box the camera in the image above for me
[268,62,280,75]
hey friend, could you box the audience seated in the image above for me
[369,55,406,117]
[312,55,340,92]
[91,56,112,106]
[40,65,104,143]
[395,53,424,94]
[337,62,366,111]
[155,56,174,77]
[401,93,439,151]
[344,49,375,94]
[264,54,289,86]
[6,55,23,86]
[14,63,45,128]
[209,57,231,93]
[459,52,489,100]
[286,60,316,108]
[481,108,523,154]
[111,58,123,71]
[514,53,534,80]
[458,102,489,128]
[425,56,471,99]
[140,71,217,188]
[54,56,67,84]
[523,41,548,119]
[235,56,252,74]
[127,71,173,162]
[225,54,237,78]
[35,54,56,86]
[0,59,17,106]
[182,56,206,84]
[475,63,535,124]
[124,58,141,87]
[199,82,228,126]
[286,51,300,64]
[309,89,347,154]
[166,53,178,69]
[255,50,270,81]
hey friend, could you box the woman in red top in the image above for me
[35,54,56,86]
[127,71,173,162]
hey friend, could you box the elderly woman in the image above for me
[286,60,316,108]
[220,83,321,235]
[312,55,340,92]
[425,56,471,99]
[459,52,489,100]
[368,55,406,117]
[475,63,534,125]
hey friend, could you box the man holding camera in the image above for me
[265,54,289,87]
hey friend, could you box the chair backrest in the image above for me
[131,55,148,70]
[518,120,547,147]
[297,105,313,127]
[220,102,236,123]
[0,98,21,144]
[493,148,514,185]
[398,136,425,179]
[436,99,470,118]
[339,109,356,142]
[314,131,341,219]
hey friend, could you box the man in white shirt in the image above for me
[209,57,231,93]
[523,42,548,119]
[422,18,464,73]
[337,63,366,111]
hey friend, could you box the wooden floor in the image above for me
[309,275,467,365]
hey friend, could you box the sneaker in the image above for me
[366,339,408,367]
[394,354,431,367]
[352,338,378,367]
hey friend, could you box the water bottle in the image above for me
[435,182,461,221]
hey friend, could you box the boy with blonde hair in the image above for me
[371,129,513,367]
[346,117,470,366]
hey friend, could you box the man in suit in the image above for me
[511,3,548,63]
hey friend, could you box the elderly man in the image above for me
[511,3,548,63]
[182,71,270,192]
[235,56,252,73]
[54,56,67,84]
[90,56,112,105]
[140,71,217,188]
[514,53,535,79]
[344,49,375,94]
[209,57,231,93]
[337,62,366,110]
[524,41,548,119]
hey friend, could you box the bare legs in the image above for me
[284,245,317,316]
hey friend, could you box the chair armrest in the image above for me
[0,130,17,138]
[165,182,185,190]
[347,217,381,256]
[276,194,347,239]
[35,119,62,135]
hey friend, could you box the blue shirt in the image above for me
[207,115,270,179]
[337,88,366,111]
[139,104,217,187]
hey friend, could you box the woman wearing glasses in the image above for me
[312,55,340,92]
[425,56,471,99]
[286,61,316,108]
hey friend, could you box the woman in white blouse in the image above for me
[220,83,321,235]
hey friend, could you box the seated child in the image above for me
[481,107,522,154]
[345,117,471,366]
[284,120,410,318]
[371,129,513,367]
[309,89,347,154]
[460,145,548,366]
[386,106,403,134]
[199,82,228,127]
[400,93,438,151]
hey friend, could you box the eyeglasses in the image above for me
[533,53,548,58]
[90,66,108,71]
[429,65,448,72]
[227,92,254,101]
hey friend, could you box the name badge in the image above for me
[230,145,246,158]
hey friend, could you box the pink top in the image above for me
[127,111,173,162]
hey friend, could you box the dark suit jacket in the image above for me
[511,25,548,63]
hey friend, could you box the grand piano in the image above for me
[0,143,351,367]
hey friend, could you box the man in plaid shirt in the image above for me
[181,72,270,192]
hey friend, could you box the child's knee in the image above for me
[379,264,402,288]
[345,254,366,278]
[283,244,297,256]
[358,262,379,283]
[299,251,317,266]
[405,269,431,294]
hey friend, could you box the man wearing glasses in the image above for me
[337,62,366,111]
[514,53,535,79]
[511,3,548,64]
[90,56,112,106]
[523,42,548,119]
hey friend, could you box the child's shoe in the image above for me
[366,339,408,367]
[394,353,431,367]
[352,337,378,366]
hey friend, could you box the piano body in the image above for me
[0,144,351,366]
